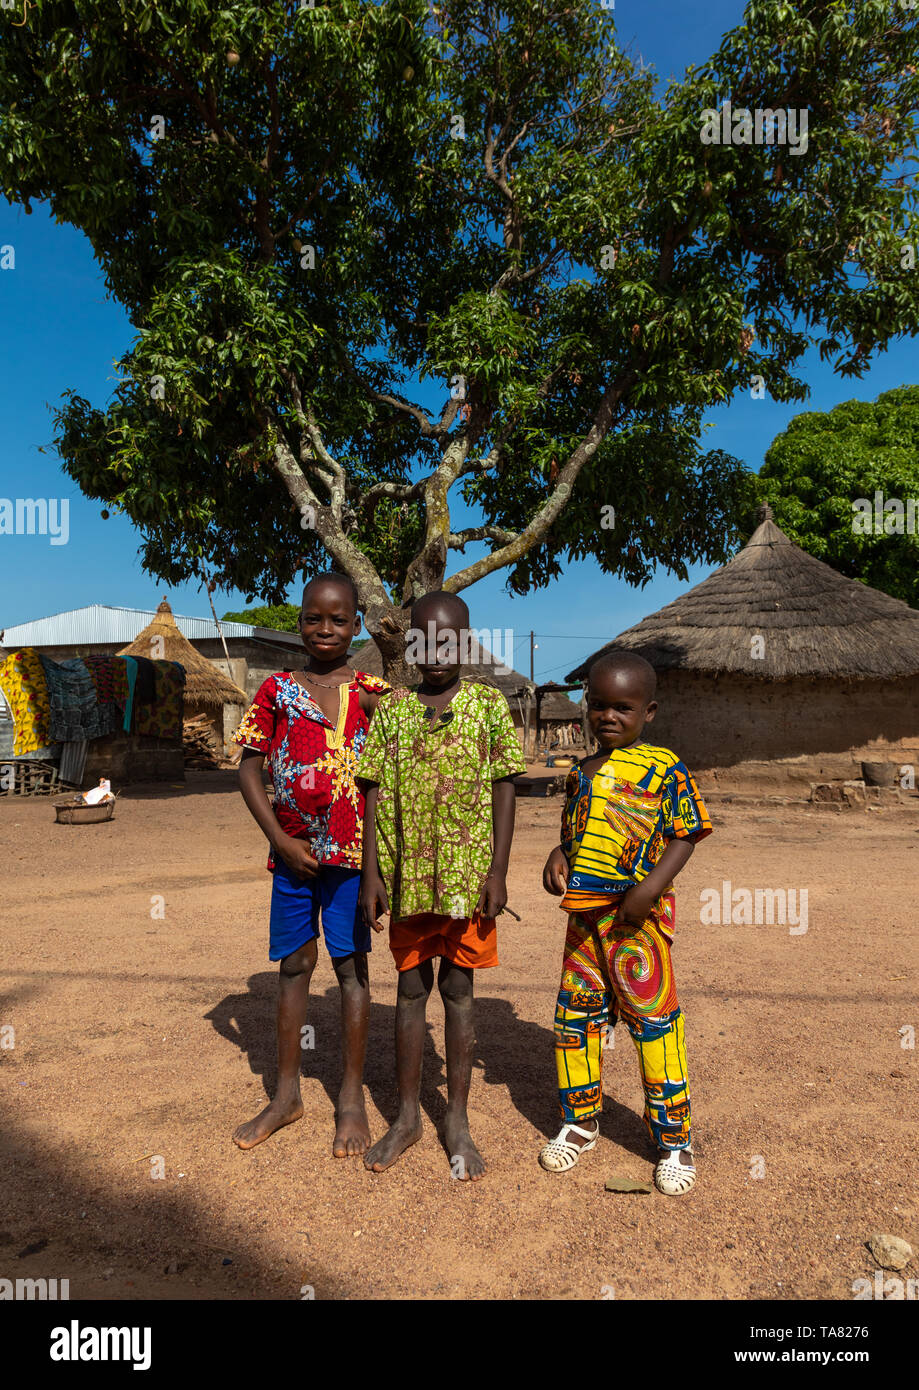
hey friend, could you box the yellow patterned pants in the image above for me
[554,894,691,1149]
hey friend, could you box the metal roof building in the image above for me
[0,604,301,649]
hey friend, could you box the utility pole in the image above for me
[528,631,539,758]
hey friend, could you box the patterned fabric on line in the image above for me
[39,656,115,743]
[560,743,712,913]
[83,655,131,736]
[132,661,186,740]
[554,894,691,1150]
[0,649,51,756]
[121,656,139,732]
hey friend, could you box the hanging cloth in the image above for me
[133,661,186,740]
[121,655,139,732]
[40,656,112,742]
[0,649,51,755]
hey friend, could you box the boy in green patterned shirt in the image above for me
[358,591,525,1179]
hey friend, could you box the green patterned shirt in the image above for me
[358,679,526,921]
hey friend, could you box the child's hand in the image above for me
[476,867,507,919]
[542,845,569,896]
[616,883,656,928]
[277,834,319,878]
[360,875,390,933]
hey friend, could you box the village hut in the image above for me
[119,598,248,754]
[568,507,919,788]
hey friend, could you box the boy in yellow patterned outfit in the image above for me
[540,651,711,1195]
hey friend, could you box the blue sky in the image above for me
[1,0,915,684]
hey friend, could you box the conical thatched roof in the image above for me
[568,508,919,682]
[118,599,248,706]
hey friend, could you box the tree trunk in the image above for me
[363,602,415,687]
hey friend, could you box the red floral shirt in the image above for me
[233,670,390,870]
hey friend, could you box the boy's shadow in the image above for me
[206,975,447,1133]
[208,982,655,1160]
[474,997,657,1161]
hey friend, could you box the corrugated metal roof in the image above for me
[1,604,262,647]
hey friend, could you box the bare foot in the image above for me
[445,1112,486,1181]
[363,1112,422,1172]
[232,1094,304,1150]
[333,1095,372,1157]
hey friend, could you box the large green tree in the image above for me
[221,601,301,630]
[2,0,918,677]
[753,384,919,605]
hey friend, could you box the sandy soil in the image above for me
[1,772,916,1301]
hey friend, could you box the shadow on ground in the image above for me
[0,1105,346,1301]
[208,978,655,1163]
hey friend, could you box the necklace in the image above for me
[295,668,353,690]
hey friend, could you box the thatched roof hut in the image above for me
[119,598,248,708]
[569,508,919,682]
[567,508,919,787]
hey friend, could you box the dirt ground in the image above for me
[1,771,916,1301]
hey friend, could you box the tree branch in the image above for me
[455,410,523,479]
[260,57,280,172]
[275,149,336,242]
[338,353,461,439]
[448,525,518,550]
[445,367,639,593]
[279,367,347,521]
[269,431,392,627]
[357,476,428,516]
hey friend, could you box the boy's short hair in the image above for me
[410,590,470,629]
[588,649,657,702]
[301,571,360,615]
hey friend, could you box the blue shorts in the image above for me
[268,861,370,962]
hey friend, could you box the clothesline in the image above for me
[0,648,186,760]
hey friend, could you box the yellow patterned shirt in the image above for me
[560,742,712,912]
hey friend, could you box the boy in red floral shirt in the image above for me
[231,573,388,1158]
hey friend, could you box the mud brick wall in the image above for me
[81,731,183,788]
[648,672,919,787]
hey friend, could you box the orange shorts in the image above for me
[389,912,498,972]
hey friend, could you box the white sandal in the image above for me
[538,1121,599,1172]
[654,1146,696,1195]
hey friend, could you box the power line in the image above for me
[510,632,599,643]
[534,656,587,680]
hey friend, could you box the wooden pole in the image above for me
[203,579,232,669]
